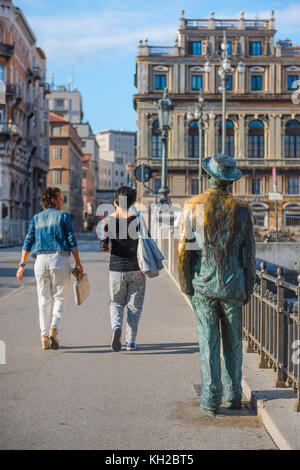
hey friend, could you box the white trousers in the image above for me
[34,253,72,338]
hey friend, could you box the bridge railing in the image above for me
[155,225,300,411]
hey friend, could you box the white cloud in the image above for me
[28,9,176,65]
[27,3,300,67]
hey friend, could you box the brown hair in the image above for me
[40,187,62,209]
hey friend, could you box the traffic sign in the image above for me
[268,192,283,201]
[134,164,153,183]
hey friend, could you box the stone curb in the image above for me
[164,267,298,451]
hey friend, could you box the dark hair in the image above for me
[40,187,62,209]
[114,186,137,209]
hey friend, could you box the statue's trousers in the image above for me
[191,293,244,411]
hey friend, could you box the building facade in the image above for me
[96,129,136,191]
[47,87,98,218]
[0,0,49,238]
[47,113,83,231]
[133,11,300,231]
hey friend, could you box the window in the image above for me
[52,126,62,136]
[248,120,264,158]
[188,120,204,158]
[227,41,232,55]
[155,74,166,90]
[0,105,5,122]
[53,170,61,185]
[288,177,299,195]
[191,178,199,195]
[55,99,65,109]
[250,41,262,55]
[285,120,300,158]
[152,120,162,158]
[288,75,299,90]
[53,148,62,159]
[191,75,203,90]
[226,75,233,90]
[218,120,235,157]
[251,75,262,91]
[251,178,262,195]
[0,64,5,82]
[190,41,202,55]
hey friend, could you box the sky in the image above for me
[15,0,300,134]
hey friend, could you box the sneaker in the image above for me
[126,342,136,351]
[111,327,122,352]
[49,327,59,350]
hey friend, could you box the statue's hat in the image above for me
[203,153,242,181]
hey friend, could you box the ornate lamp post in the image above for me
[204,32,245,154]
[156,88,174,205]
[187,91,207,193]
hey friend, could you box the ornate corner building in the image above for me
[0,0,49,242]
[133,11,300,231]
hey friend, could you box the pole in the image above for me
[159,129,170,205]
[222,74,226,154]
[198,117,203,193]
[275,199,279,242]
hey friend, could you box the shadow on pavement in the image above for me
[61,342,199,355]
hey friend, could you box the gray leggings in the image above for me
[109,270,146,344]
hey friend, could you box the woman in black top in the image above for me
[100,186,146,352]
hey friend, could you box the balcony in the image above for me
[0,121,22,137]
[0,43,14,58]
[6,83,21,97]
[43,83,51,94]
[32,66,42,81]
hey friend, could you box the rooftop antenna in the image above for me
[50,72,54,88]
[67,76,72,91]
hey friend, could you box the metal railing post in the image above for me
[275,267,286,387]
[295,275,300,411]
[259,261,268,365]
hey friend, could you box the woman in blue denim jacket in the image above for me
[16,187,83,350]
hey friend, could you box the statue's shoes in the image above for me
[225,401,243,410]
[198,409,218,420]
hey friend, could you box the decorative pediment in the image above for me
[286,66,300,72]
[249,66,265,72]
[190,66,203,72]
[153,66,168,72]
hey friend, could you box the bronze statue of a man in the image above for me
[178,153,256,415]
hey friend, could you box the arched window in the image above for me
[248,120,264,158]
[285,119,300,158]
[152,120,162,158]
[218,120,234,156]
[188,120,204,158]
[283,202,300,227]
[251,202,269,228]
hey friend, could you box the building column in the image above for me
[208,112,216,156]
[238,114,246,158]
[269,114,276,159]
[275,114,283,158]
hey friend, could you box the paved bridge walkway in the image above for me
[0,234,276,450]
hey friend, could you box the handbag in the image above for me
[72,269,90,305]
[136,214,164,278]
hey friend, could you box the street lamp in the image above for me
[217,31,245,153]
[155,88,174,205]
[187,90,207,193]
[204,32,245,154]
